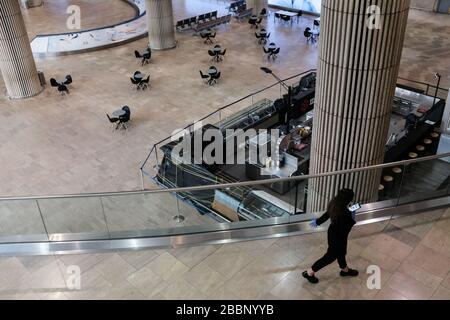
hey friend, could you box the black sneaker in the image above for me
[302,271,319,284]
[340,268,359,277]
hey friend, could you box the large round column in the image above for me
[0,0,42,99]
[308,0,410,211]
[246,0,268,14]
[145,0,176,50]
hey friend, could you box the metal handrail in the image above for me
[1,152,449,201]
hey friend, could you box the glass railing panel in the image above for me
[398,156,450,205]
[102,191,216,237]
[0,199,47,242]
[37,197,109,241]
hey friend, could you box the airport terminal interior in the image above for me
[0,0,449,300]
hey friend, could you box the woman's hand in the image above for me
[310,219,318,228]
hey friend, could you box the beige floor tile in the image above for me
[168,244,220,268]
[366,234,414,261]
[431,286,450,300]
[160,278,207,300]
[397,261,443,291]
[406,244,450,278]
[387,272,436,300]
[420,226,450,259]
[144,252,190,281]
[183,262,227,296]
[126,266,166,298]
[89,253,137,284]
[118,250,160,270]
[374,286,408,300]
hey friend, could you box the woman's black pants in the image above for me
[311,248,347,272]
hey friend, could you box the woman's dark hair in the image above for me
[327,188,355,221]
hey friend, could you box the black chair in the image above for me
[260,8,268,18]
[255,17,263,28]
[281,15,291,24]
[183,18,190,27]
[50,78,59,87]
[274,13,280,21]
[205,13,211,21]
[142,51,151,65]
[176,21,184,31]
[118,113,130,130]
[218,49,227,60]
[313,19,320,29]
[57,84,69,95]
[208,49,217,61]
[200,32,215,44]
[130,77,140,90]
[134,50,142,59]
[139,76,150,90]
[271,47,280,60]
[209,72,221,86]
[198,14,205,23]
[122,105,131,115]
[304,27,313,43]
[212,11,218,20]
[190,17,197,26]
[107,114,120,130]
[64,75,72,85]
[199,70,210,84]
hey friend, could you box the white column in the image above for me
[0,0,42,99]
[145,0,176,50]
[246,0,268,14]
[308,0,411,212]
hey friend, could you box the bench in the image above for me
[235,8,253,20]
[193,15,232,33]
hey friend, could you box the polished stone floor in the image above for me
[0,1,448,198]
[0,208,449,300]
[22,0,136,39]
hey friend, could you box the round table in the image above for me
[268,43,276,51]
[249,15,257,23]
[208,67,217,75]
[134,73,144,80]
[112,109,126,117]
[213,46,222,53]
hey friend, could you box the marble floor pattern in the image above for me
[0,207,449,300]
[0,1,448,198]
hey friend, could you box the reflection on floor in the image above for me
[0,207,448,300]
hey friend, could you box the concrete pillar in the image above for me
[246,0,269,14]
[0,0,42,99]
[307,0,410,212]
[145,0,176,50]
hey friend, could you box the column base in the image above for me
[149,40,178,51]
[7,85,45,100]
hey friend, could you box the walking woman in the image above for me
[302,188,359,284]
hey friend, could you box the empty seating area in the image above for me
[176,11,219,31]
[193,14,232,33]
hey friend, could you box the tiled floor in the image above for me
[0,207,448,300]
[0,1,448,198]
[0,0,449,300]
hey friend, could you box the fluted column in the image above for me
[0,0,42,99]
[308,0,410,212]
[145,0,176,50]
[246,0,268,14]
